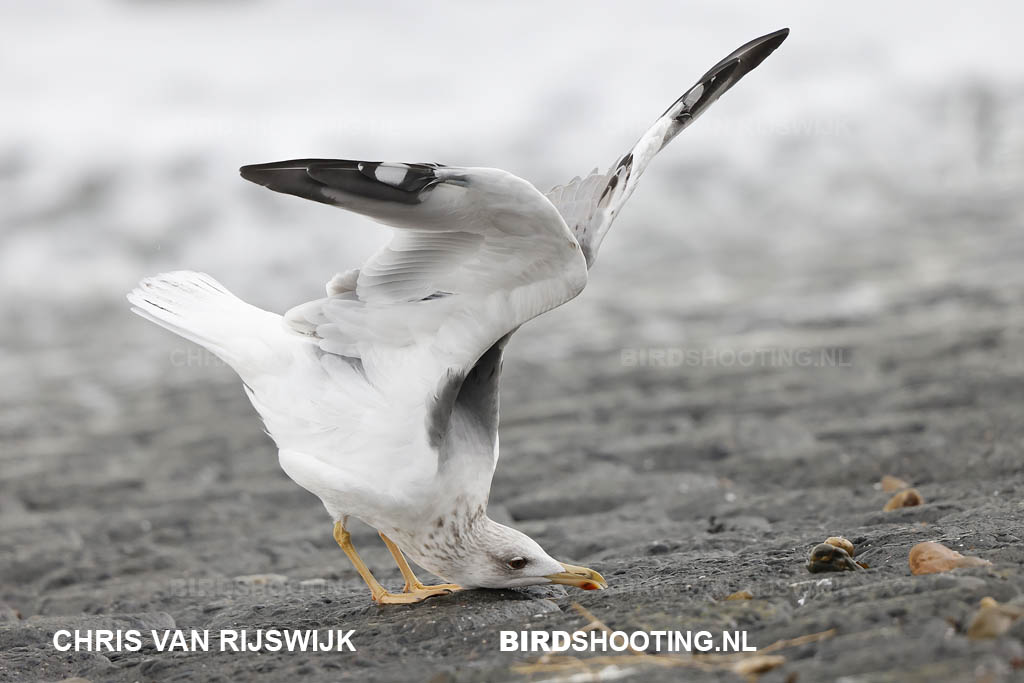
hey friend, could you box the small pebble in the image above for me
[967,597,1024,639]
[908,541,991,575]
[883,488,924,511]
[732,654,786,675]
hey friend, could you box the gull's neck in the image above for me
[383,502,502,577]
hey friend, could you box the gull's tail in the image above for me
[127,271,292,380]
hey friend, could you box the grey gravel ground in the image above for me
[3,29,1024,683]
[4,176,1024,682]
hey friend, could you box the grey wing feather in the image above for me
[240,158,486,305]
[428,334,508,454]
[546,28,789,268]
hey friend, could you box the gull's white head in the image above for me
[414,517,607,591]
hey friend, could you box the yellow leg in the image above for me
[379,532,462,597]
[332,521,457,605]
[333,521,389,601]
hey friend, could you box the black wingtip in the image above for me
[736,28,790,72]
[238,159,448,208]
[660,27,791,125]
[763,27,790,50]
[240,159,338,186]
[695,27,790,95]
[239,164,263,185]
[239,161,288,186]
[237,159,348,206]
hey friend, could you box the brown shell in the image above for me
[883,488,924,511]
[880,475,911,492]
[908,541,991,575]
[807,543,862,573]
[824,536,855,556]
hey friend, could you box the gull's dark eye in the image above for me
[506,557,528,570]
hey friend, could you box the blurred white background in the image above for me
[2,0,1022,333]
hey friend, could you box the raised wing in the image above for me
[240,158,587,388]
[546,28,789,268]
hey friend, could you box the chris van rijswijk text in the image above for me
[52,629,357,653]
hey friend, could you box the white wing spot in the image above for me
[682,83,704,108]
[374,164,410,187]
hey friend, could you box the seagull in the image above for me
[128,29,788,604]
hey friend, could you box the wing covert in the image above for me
[240,158,587,380]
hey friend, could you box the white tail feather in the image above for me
[127,271,291,379]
